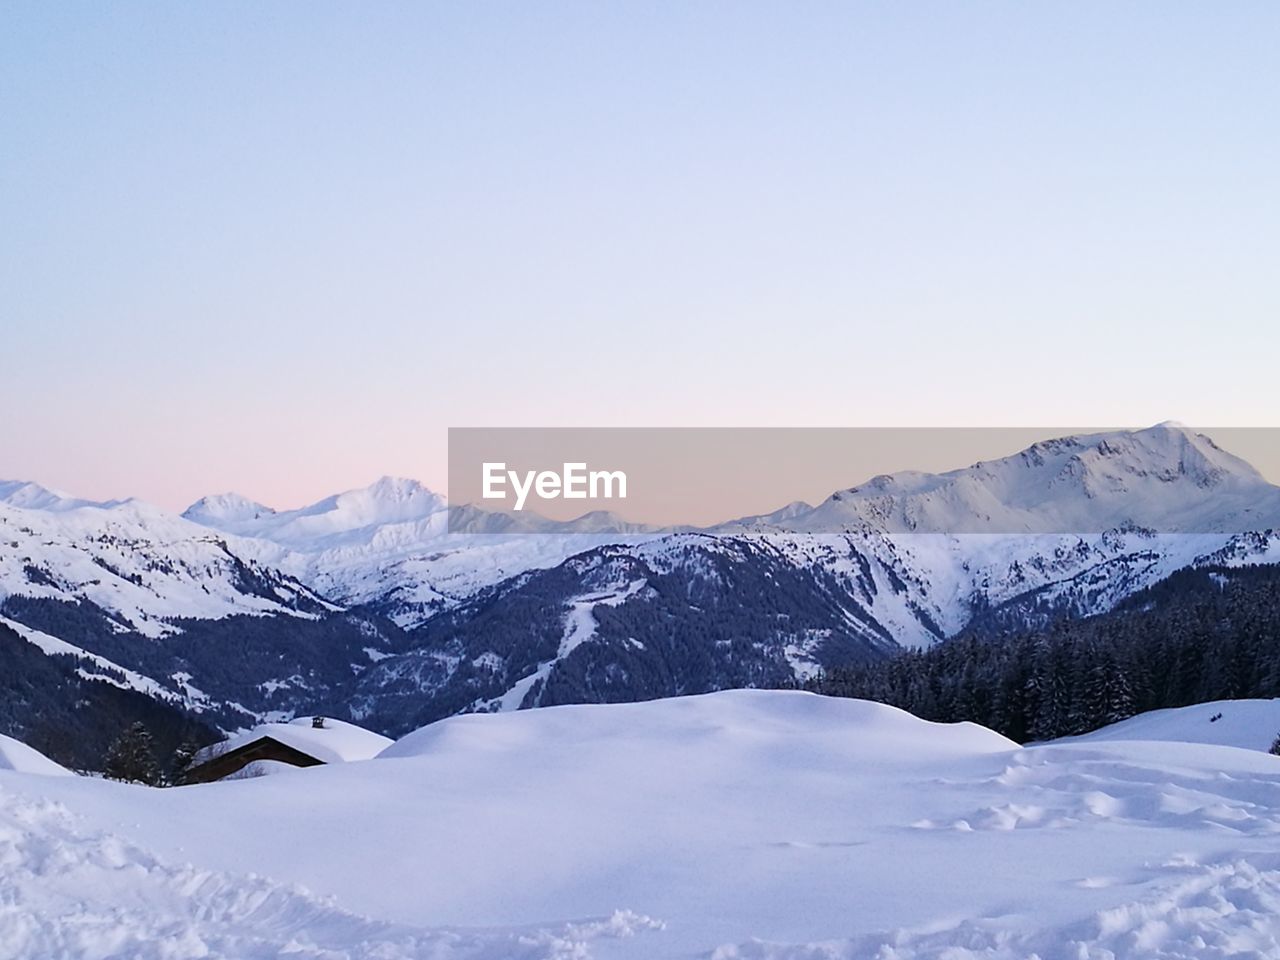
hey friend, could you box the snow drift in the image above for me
[1065,697,1280,753]
[0,733,69,776]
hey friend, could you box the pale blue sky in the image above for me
[3,3,1278,509]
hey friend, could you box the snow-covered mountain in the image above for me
[2,423,1278,744]
[322,425,1280,731]
[180,492,276,528]
[183,476,657,628]
[731,421,1280,534]
[0,482,396,748]
[184,476,445,549]
[0,475,656,744]
[0,485,335,638]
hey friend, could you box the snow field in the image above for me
[3,691,1280,958]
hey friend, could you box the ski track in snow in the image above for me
[479,578,648,712]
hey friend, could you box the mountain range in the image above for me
[2,422,1278,761]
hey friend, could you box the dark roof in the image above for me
[182,735,326,784]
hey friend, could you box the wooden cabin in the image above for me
[183,716,393,784]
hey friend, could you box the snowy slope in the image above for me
[5,690,1280,958]
[0,614,212,711]
[0,733,70,775]
[0,779,658,959]
[1064,698,1280,753]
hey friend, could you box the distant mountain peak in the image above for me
[182,492,277,525]
[0,480,120,512]
[181,476,447,550]
[786,424,1278,535]
[1065,423,1264,490]
[0,480,65,509]
[364,476,433,501]
[309,477,444,522]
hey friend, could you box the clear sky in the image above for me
[3,3,1278,511]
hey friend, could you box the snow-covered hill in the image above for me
[1065,698,1280,753]
[0,733,71,775]
[5,690,1280,958]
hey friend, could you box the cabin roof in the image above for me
[193,717,392,768]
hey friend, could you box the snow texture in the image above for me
[4,691,1280,958]
[1062,697,1280,753]
[0,734,71,776]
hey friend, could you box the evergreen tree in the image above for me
[1030,642,1071,740]
[168,737,200,785]
[1270,734,1280,758]
[103,721,161,785]
[1103,664,1137,726]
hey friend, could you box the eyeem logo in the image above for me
[482,462,628,511]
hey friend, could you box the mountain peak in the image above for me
[182,492,277,525]
[316,477,443,518]
[0,480,118,513]
[1072,423,1264,489]
[362,476,437,503]
[0,480,66,510]
[182,476,447,549]
[790,424,1278,535]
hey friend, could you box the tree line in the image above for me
[807,565,1280,744]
